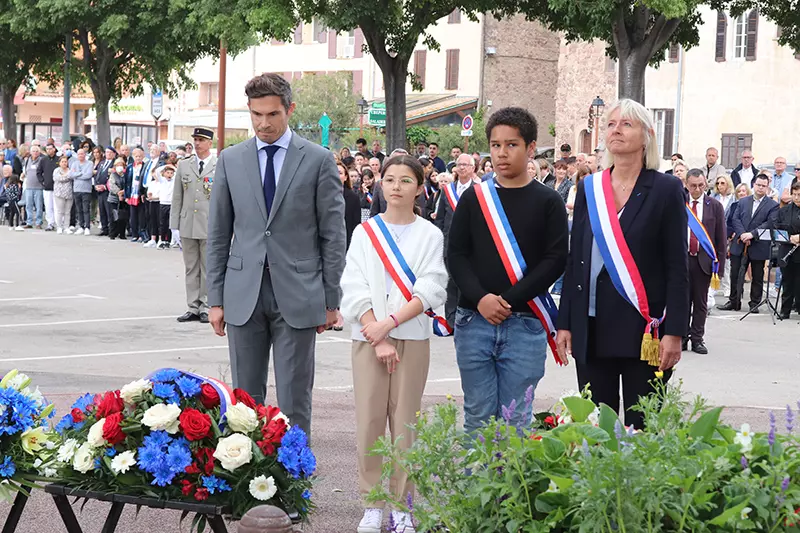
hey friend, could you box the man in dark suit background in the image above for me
[718,173,778,313]
[684,170,727,354]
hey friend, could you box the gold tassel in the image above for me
[711,273,720,291]
[649,337,661,367]
[640,333,653,362]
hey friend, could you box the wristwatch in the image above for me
[326,307,339,312]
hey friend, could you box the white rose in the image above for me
[87,419,107,447]
[225,403,258,433]
[120,379,152,405]
[72,442,96,474]
[213,433,254,471]
[141,404,181,434]
[57,439,80,463]
[110,450,137,474]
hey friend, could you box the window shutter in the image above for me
[663,109,674,157]
[414,50,426,89]
[445,49,459,90]
[448,9,461,24]
[294,24,302,44]
[328,30,337,58]
[715,11,727,62]
[282,72,292,81]
[746,9,758,61]
[777,25,783,39]
[354,28,364,58]
[352,70,363,95]
[316,21,327,43]
[668,43,679,62]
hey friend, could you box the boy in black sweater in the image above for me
[447,107,568,433]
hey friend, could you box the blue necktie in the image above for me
[262,145,280,216]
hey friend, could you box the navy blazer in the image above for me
[691,195,728,277]
[557,168,689,364]
[729,195,779,260]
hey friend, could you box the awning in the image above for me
[367,94,479,126]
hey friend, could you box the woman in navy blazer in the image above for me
[556,99,690,429]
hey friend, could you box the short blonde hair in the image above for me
[735,182,751,197]
[714,174,734,195]
[672,159,688,172]
[602,99,661,171]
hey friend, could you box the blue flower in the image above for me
[166,441,192,473]
[0,457,15,478]
[202,475,232,494]
[280,426,308,450]
[277,447,301,478]
[105,448,117,457]
[302,489,312,500]
[137,444,164,473]
[299,447,316,477]
[71,393,95,412]
[143,430,171,449]
[56,414,74,434]
[94,458,102,469]
[152,369,181,382]
[151,463,176,487]
[0,388,38,435]
[153,383,179,404]
[174,376,201,398]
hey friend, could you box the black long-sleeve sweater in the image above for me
[447,180,569,313]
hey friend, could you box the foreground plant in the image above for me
[370,382,800,532]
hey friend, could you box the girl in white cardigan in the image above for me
[341,155,447,533]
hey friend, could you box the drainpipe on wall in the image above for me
[477,13,486,111]
[674,47,684,155]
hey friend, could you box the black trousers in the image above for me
[129,200,147,239]
[159,204,172,242]
[688,255,711,342]
[74,192,91,229]
[108,202,129,239]
[781,262,800,316]
[729,254,766,308]
[147,200,161,239]
[6,203,20,226]
[97,191,111,233]
[576,319,673,429]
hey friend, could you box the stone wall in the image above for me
[481,15,560,148]
[555,39,617,155]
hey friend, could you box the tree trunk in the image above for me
[92,83,112,147]
[0,87,17,142]
[382,57,409,152]
[616,51,648,104]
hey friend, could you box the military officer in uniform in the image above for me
[171,127,217,323]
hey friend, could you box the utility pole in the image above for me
[216,40,227,153]
[62,33,71,142]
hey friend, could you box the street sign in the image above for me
[151,89,163,120]
[460,129,474,137]
[368,102,386,127]
[461,114,473,132]
[318,113,333,147]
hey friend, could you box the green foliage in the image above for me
[288,72,359,131]
[406,126,434,149]
[548,123,556,138]
[370,382,800,532]
[735,0,800,54]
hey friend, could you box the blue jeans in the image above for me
[24,189,44,226]
[454,307,547,434]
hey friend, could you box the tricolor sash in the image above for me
[146,368,236,426]
[442,182,460,211]
[686,202,721,290]
[473,179,562,364]
[362,215,453,337]
[584,169,664,367]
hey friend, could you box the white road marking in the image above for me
[0,280,13,284]
[0,293,106,302]
[0,315,176,329]
[0,338,345,362]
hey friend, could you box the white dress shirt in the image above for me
[256,128,293,186]
[456,178,471,197]
[752,194,763,216]
[197,154,213,174]
[739,166,754,186]
[688,196,704,249]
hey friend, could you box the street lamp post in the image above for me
[357,97,368,137]
[589,96,605,151]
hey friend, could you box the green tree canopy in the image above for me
[289,72,359,132]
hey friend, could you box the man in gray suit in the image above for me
[206,74,345,437]
[171,127,217,324]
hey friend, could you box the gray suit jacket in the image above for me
[170,154,217,239]
[206,133,346,328]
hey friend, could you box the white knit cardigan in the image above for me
[340,217,448,341]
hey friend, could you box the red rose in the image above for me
[257,404,282,421]
[257,439,276,456]
[102,412,126,445]
[199,384,220,409]
[233,388,256,409]
[181,480,195,496]
[71,408,85,423]
[261,417,287,443]
[179,408,212,441]
[195,448,216,475]
[96,391,124,418]
[194,488,209,501]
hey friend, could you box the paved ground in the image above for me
[0,226,799,532]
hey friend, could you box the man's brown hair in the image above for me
[244,73,292,111]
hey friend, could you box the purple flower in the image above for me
[524,385,534,409]
[501,405,511,423]
[582,439,590,458]
[770,411,777,433]
[501,399,517,424]
[477,434,486,445]
[741,456,749,470]
[782,476,791,492]
[614,420,624,441]
[406,492,414,521]
[769,428,776,447]
[787,405,794,434]
[387,511,395,532]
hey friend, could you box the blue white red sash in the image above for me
[361,215,452,337]
[473,179,561,364]
[583,169,664,366]
[442,182,460,211]
[686,202,721,289]
[146,368,235,422]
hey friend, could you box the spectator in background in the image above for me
[156,164,176,249]
[560,143,572,159]
[52,155,74,234]
[5,139,17,162]
[415,140,428,157]
[368,157,381,179]
[371,140,385,163]
[4,171,23,230]
[354,152,367,170]
[95,147,116,236]
[527,159,540,182]
[673,160,689,187]
[665,153,684,175]
[184,142,194,157]
[22,144,44,228]
[702,147,726,190]
[587,153,599,174]
[772,157,793,205]
[478,157,493,179]
[37,144,59,232]
[12,144,26,176]
[358,167,376,222]
[552,159,574,204]
[566,164,591,222]
[339,146,352,160]
[449,146,462,164]
[730,150,758,187]
[70,148,94,236]
[355,137,372,159]
[337,161,361,251]
[428,142,446,173]
[107,157,128,240]
[538,158,555,188]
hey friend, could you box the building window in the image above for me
[413,50,427,90]
[652,109,675,159]
[445,49,460,90]
[715,11,727,62]
[745,9,759,60]
[337,30,355,58]
[721,134,753,169]
[448,9,461,24]
[734,14,747,58]
[668,43,680,62]
[201,82,219,107]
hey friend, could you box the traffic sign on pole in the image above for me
[151,89,163,120]
[368,102,386,128]
[461,114,473,132]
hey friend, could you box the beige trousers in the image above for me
[352,338,430,508]
[181,237,207,314]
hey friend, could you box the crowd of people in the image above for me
[0,136,201,250]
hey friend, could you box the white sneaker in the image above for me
[57,228,63,234]
[7,226,13,231]
[68,226,75,232]
[65,228,73,234]
[357,508,383,533]
[14,226,24,232]
[83,228,91,236]
[390,511,416,533]
[143,239,157,248]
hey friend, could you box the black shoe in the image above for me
[199,312,209,324]
[44,225,54,232]
[779,312,791,320]
[99,231,109,236]
[749,306,760,314]
[681,338,688,351]
[717,301,740,311]
[691,340,708,355]
[177,312,200,323]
